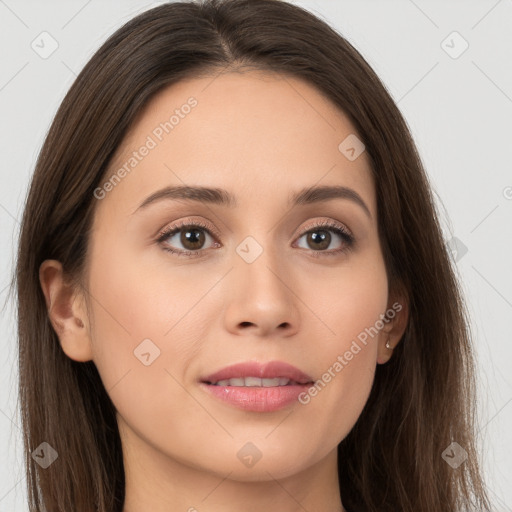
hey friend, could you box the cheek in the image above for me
[295,258,387,439]
[86,248,210,445]
[85,239,210,391]
[305,254,388,351]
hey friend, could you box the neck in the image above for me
[119,417,346,512]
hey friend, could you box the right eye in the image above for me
[157,220,220,257]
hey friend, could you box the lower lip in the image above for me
[199,382,312,412]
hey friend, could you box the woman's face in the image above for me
[46,70,405,485]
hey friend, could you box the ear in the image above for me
[39,259,93,362]
[377,287,409,365]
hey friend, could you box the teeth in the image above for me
[212,377,294,387]
[261,378,281,387]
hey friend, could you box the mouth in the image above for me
[203,377,313,387]
[199,361,315,412]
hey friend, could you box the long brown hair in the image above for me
[11,0,491,510]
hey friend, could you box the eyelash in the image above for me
[156,219,355,259]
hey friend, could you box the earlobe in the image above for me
[376,294,409,365]
[39,259,93,362]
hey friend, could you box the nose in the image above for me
[223,249,301,338]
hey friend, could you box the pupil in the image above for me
[182,228,204,249]
[309,230,330,250]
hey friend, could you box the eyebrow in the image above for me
[133,184,372,218]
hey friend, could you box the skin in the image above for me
[40,70,408,512]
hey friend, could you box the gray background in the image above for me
[1,0,511,510]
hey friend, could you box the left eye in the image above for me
[294,225,352,253]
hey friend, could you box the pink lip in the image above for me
[199,361,315,413]
[201,360,314,384]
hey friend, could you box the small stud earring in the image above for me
[385,338,393,350]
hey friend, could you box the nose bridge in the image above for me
[234,232,290,301]
[223,231,300,335]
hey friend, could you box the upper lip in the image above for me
[201,361,314,385]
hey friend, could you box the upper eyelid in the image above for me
[157,218,219,240]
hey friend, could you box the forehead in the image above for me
[97,70,375,220]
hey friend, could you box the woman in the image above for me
[13,0,491,510]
